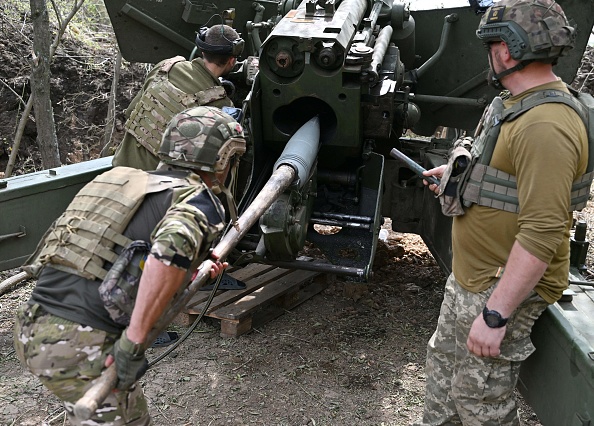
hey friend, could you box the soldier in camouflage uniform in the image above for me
[14,106,246,425]
[112,24,244,171]
[416,1,586,424]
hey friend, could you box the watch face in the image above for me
[484,313,500,327]
[483,307,507,328]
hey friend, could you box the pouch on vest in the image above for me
[437,137,473,217]
[98,240,151,326]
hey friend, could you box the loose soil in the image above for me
[0,225,547,426]
[1,3,593,425]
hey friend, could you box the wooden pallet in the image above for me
[174,263,329,337]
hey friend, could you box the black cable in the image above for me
[148,270,223,367]
[148,217,235,367]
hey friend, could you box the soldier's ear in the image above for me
[500,42,513,61]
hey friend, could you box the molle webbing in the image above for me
[464,164,519,213]
[462,89,593,213]
[465,165,594,213]
[569,172,594,211]
[23,168,190,280]
[124,59,227,156]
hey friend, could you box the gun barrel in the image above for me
[73,114,322,421]
[370,25,394,82]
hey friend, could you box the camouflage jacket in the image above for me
[27,167,226,332]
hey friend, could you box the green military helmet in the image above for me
[159,106,246,173]
[476,0,575,63]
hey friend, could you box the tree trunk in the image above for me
[100,49,122,157]
[29,0,60,169]
[4,97,34,177]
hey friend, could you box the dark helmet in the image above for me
[158,106,246,173]
[476,0,575,63]
[195,24,245,57]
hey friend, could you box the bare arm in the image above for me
[126,255,187,344]
[466,241,547,357]
[126,254,227,344]
[105,254,226,368]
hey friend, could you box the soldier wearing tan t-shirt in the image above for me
[414,1,588,425]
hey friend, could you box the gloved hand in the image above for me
[113,330,148,390]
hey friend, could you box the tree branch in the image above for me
[5,0,87,177]
[0,78,26,107]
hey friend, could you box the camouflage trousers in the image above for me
[13,303,151,426]
[414,273,548,426]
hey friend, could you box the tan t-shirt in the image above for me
[452,80,588,303]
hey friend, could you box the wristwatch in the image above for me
[482,306,508,328]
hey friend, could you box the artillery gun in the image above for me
[1,0,594,423]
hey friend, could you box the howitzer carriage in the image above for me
[1,0,594,423]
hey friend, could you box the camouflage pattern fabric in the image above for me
[150,182,225,271]
[413,273,548,426]
[158,105,245,173]
[13,303,151,425]
[13,170,224,423]
[99,240,151,326]
[123,75,228,157]
[112,58,233,171]
[477,0,574,61]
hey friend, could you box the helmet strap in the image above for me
[219,183,238,226]
[488,48,533,89]
[217,158,241,226]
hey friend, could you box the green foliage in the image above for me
[3,0,116,51]
[0,0,29,23]
[61,0,115,50]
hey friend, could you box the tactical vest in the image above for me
[23,167,194,280]
[461,88,594,213]
[124,56,229,156]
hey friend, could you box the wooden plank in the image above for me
[174,262,330,335]
[284,273,332,311]
[215,271,329,337]
[184,263,276,310]
[212,269,319,320]
[171,263,277,326]
[220,317,251,338]
[187,265,292,314]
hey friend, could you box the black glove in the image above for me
[113,330,148,390]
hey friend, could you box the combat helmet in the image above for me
[158,106,246,173]
[476,0,575,63]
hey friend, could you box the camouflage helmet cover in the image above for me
[159,106,246,173]
[476,0,575,62]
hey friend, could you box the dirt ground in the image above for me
[1,2,594,425]
[0,223,547,426]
